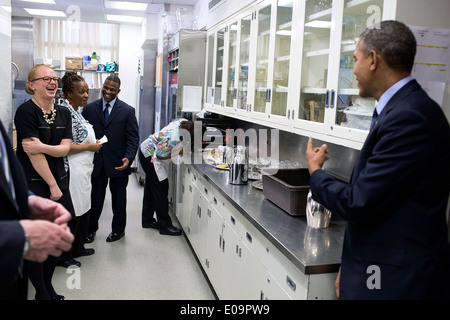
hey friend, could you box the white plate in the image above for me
[252,180,263,190]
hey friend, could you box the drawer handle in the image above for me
[246,232,252,243]
[230,216,235,225]
[286,275,296,292]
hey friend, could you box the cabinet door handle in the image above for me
[222,239,225,252]
[213,197,217,205]
[207,209,211,217]
[286,275,296,292]
[219,235,222,248]
[233,88,237,99]
[230,216,235,225]
[287,110,290,119]
[330,90,335,109]
[204,187,208,194]
[292,110,295,119]
[236,244,239,254]
[325,90,330,108]
[189,186,192,193]
[246,232,252,243]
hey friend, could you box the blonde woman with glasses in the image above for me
[14,64,74,300]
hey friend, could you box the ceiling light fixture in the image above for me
[24,8,66,17]
[106,14,143,24]
[105,1,148,11]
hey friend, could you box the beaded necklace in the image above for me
[33,98,57,124]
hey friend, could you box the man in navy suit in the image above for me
[82,75,139,243]
[306,21,450,299]
[0,119,73,299]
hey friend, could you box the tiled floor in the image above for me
[27,173,216,300]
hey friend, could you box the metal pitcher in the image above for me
[229,146,248,185]
[306,190,332,228]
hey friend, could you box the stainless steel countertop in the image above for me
[190,162,346,274]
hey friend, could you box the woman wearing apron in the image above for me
[139,119,206,236]
[59,72,101,265]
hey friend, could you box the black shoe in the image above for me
[106,232,125,242]
[159,226,182,236]
[56,258,81,268]
[73,248,95,258]
[142,219,159,230]
[85,232,96,243]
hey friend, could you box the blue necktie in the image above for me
[104,103,110,122]
[370,108,378,131]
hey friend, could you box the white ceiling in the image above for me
[11,0,199,24]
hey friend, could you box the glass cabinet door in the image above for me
[334,0,383,131]
[254,4,272,114]
[237,14,252,111]
[270,0,293,118]
[206,33,215,105]
[298,0,334,124]
[225,22,238,109]
[214,28,225,106]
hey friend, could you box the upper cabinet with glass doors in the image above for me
[291,0,389,146]
[204,28,226,112]
[204,0,394,148]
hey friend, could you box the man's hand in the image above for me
[28,196,72,225]
[306,137,329,175]
[19,219,74,262]
[115,157,130,171]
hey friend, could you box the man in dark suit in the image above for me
[82,75,139,242]
[0,119,73,300]
[306,21,450,299]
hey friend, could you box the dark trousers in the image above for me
[73,210,90,255]
[89,167,129,234]
[139,150,172,230]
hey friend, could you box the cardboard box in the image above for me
[65,57,83,70]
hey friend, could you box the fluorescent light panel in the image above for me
[24,8,66,17]
[305,20,332,29]
[106,14,143,23]
[105,1,148,11]
[19,0,56,4]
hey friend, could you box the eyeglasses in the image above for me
[31,77,61,83]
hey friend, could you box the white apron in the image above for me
[153,157,171,182]
[68,123,96,216]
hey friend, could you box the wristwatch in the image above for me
[23,233,30,255]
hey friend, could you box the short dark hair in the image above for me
[359,20,417,73]
[179,120,207,151]
[105,74,121,88]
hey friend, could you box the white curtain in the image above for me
[34,18,120,68]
